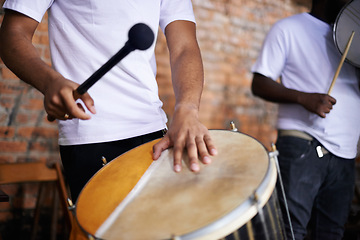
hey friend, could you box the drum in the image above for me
[74,130,285,239]
[333,0,360,67]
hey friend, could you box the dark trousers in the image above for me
[60,130,164,202]
[276,136,355,240]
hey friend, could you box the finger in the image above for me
[63,95,91,120]
[45,95,65,120]
[47,112,73,122]
[152,136,171,160]
[195,136,211,165]
[80,93,97,114]
[173,140,186,173]
[46,104,69,121]
[204,134,217,156]
[186,137,200,172]
[329,96,337,105]
[318,111,326,118]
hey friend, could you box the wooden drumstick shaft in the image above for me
[327,31,355,95]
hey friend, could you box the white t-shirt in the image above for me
[3,0,196,145]
[252,13,360,159]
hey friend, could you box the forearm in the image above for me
[170,47,204,111]
[252,73,337,117]
[0,10,60,94]
[251,73,303,104]
[165,20,204,112]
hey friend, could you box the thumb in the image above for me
[152,136,171,160]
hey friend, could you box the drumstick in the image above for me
[47,23,154,121]
[75,23,154,96]
[327,31,355,95]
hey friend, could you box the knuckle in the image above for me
[186,142,196,150]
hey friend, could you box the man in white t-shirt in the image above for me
[251,0,360,239]
[0,0,217,201]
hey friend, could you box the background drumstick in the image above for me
[327,31,355,95]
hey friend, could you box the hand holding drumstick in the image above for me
[47,23,155,121]
[296,31,355,119]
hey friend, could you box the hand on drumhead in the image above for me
[152,104,217,173]
[44,77,96,121]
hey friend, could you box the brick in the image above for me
[32,32,49,46]
[17,127,58,139]
[0,81,25,94]
[0,141,27,153]
[0,155,15,164]
[43,48,52,64]
[37,19,49,32]
[20,98,44,111]
[0,126,15,138]
[0,95,16,109]
[29,141,50,152]
[1,67,18,80]
[15,113,39,125]
[16,156,43,163]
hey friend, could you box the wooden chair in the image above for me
[0,162,73,240]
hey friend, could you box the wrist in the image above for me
[174,103,199,112]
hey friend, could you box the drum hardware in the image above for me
[251,192,270,240]
[270,143,295,240]
[102,156,108,166]
[229,121,238,131]
[245,221,254,240]
[67,198,76,211]
[333,0,360,68]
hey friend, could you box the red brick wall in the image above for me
[0,0,311,233]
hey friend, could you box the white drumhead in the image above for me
[333,0,360,67]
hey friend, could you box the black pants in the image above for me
[60,130,164,202]
[276,136,355,240]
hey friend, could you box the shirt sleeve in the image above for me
[251,21,288,81]
[159,0,196,33]
[2,0,53,22]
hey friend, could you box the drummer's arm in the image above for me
[0,10,52,93]
[0,10,95,120]
[152,20,217,173]
[252,72,336,118]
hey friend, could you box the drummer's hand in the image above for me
[298,92,336,118]
[44,76,96,121]
[153,104,217,173]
